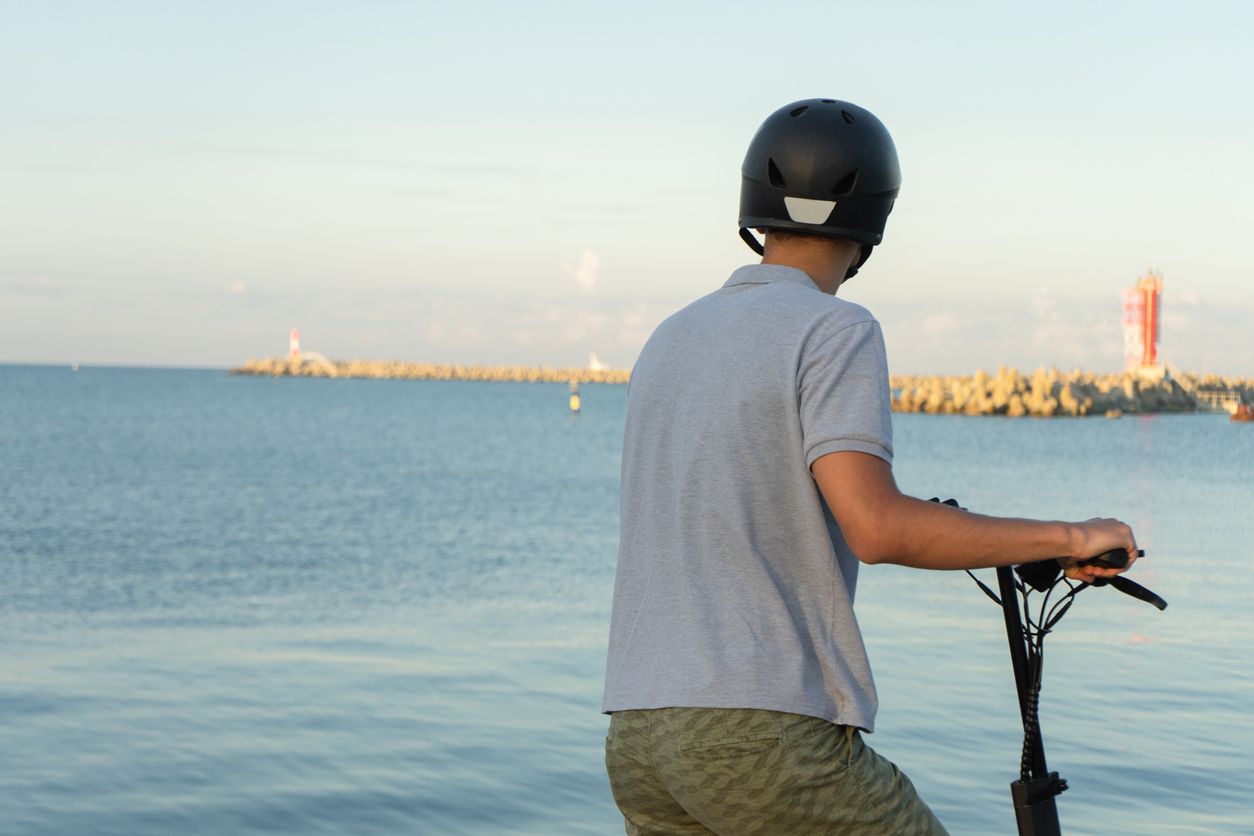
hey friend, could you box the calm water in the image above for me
[2,365,1251,835]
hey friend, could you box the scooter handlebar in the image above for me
[1075,548,1144,570]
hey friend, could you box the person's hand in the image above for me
[1059,518,1139,583]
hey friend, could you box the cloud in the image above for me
[875,290,1129,374]
[569,250,600,293]
[1162,312,1190,331]
[922,313,961,342]
[4,163,96,174]
[424,320,480,344]
[1031,285,1056,320]
[616,305,667,355]
[2,277,63,295]
[228,281,248,295]
[562,310,609,342]
[496,298,679,368]
[184,143,537,177]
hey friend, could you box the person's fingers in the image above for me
[1074,564,1109,582]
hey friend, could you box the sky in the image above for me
[2,1,1252,375]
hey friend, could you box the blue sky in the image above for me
[3,1,1252,374]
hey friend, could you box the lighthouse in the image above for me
[289,329,302,363]
[1121,272,1162,376]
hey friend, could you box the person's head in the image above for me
[738,99,901,282]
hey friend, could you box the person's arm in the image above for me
[811,450,1138,583]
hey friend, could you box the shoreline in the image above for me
[891,367,1252,417]
[231,358,1252,417]
[230,357,630,385]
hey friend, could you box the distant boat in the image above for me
[1231,403,1253,423]
[71,362,80,372]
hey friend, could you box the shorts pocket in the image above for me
[679,732,783,759]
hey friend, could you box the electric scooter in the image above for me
[932,498,1168,836]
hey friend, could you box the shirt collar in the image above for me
[722,264,820,291]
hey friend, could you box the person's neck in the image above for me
[761,241,856,295]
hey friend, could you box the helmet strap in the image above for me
[739,227,765,256]
[845,245,873,280]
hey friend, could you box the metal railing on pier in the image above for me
[1166,364,1244,414]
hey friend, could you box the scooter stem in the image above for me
[998,565,1066,836]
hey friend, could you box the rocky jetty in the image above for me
[891,367,1254,417]
[233,357,1252,418]
[230,357,631,385]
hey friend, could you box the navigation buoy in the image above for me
[569,381,581,414]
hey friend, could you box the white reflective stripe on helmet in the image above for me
[783,196,837,224]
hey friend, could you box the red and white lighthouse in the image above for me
[1122,272,1163,374]
[289,328,302,362]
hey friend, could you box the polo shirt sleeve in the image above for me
[798,318,894,468]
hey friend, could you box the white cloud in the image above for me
[519,305,564,325]
[1162,312,1190,331]
[1031,285,1055,319]
[569,250,600,293]
[424,320,480,344]
[922,313,961,342]
[562,310,609,342]
[618,305,659,350]
[506,300,647,365]
[3,276,63,295]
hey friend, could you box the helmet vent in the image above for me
[841,110,856,125]
[767,158,787,189]
[832,169,859,196]
[821,99,836,104]
[789,105,809,117]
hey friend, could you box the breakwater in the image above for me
[892,367,1253,417]
[230,357,630,384]
[232,358,1252,417]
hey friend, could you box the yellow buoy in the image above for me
[569,393,581,414]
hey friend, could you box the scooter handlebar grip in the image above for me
[1077,548,1145,570]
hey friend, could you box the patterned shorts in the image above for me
[605,707,949,835]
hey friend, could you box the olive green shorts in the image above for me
[605,708,948,835]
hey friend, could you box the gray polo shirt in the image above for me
[602,263,894,731]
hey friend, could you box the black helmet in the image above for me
[738,98,901,279]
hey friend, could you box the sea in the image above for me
[2,364,1251,836]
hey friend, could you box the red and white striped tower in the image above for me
[1121,272,1163,374]
[289,328,302,362]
